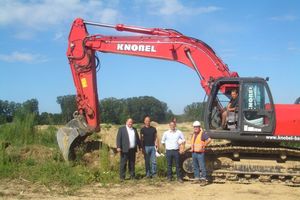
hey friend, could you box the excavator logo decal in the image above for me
[248,86,254,109]
[117,44,157,52]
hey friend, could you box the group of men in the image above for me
[116,116,211,183]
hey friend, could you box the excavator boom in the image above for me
[57,18,240,160]
[57,18,300,186]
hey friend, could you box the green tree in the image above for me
[38,112,63,125]
[99,96,171,124]
[22,99,39,115]
[183,102,206,121]
[0,100,21,124]
[100,98,127,124]
[121,96,169,123]
[56,95,76,123]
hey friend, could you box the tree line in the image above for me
[0,96,206,125]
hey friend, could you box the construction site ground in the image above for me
[1,122,299,199]
[1,178,299,200]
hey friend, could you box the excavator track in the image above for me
[181,142,300,186]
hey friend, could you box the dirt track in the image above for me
[1,179,299,200]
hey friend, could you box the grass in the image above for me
[1,114,300,193]
[0,115,135,192]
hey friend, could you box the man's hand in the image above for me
[117,148,121,152]
[179,143,185,154]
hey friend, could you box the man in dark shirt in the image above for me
[140,116,158,178]
[221,89,239,129]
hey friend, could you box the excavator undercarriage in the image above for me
[181,142,300,186]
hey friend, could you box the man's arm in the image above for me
[179,131,186,143]
[227,103,236,112]
[205,138,212,146]
[202,131,212,146]
[140,128,144,149]
[154,128,159,148]
[161,132,166,146]
[135,128,142,150]
[116,127,122,152]
[179,131,186,154]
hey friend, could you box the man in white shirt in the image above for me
[161,121,185,182]
[116,118,141,181]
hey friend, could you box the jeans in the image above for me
[166,150,181,179]
[144,146,157,177]
[192,152,207,179]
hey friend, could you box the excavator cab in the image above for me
[205,77,276,141]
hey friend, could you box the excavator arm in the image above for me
[57,18,238,161]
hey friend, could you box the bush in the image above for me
[156,156,167,177]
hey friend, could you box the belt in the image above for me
[167,149,179,151]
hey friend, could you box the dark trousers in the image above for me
[120,148,136,179]
[166,149,181,179]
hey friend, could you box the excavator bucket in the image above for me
[56,126,80,161]
[56,117,89,161]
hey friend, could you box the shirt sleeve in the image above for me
[202,132,210,141]
[179,131,185,142]
[161,132,166,144]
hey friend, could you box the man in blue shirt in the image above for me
[161,121,185,183]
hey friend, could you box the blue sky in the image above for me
[0,0,300,114]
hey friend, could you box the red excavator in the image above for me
[57,18,300,185]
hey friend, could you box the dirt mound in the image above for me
[6,144,55,162]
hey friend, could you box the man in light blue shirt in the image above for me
[161,121,185,182]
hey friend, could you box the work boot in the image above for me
[192,178,201,183]
[177,178,184,183]
[199,177,208,186]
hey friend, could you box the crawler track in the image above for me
[181,143,300,186]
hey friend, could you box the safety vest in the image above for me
[191,131,205,153]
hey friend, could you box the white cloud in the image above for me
[269,14,298,22]
[0,0,121,30]
[14,31,36,40]
[145,0,222,16]
[53,32,65,41]
[219,49,237,59]
[288,46,300,54]
[0,51,47,63]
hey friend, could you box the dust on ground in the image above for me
[1,178,299,200]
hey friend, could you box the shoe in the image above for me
[200,181,208,186]
[167,177,172,182]
[120,178,125,182]
[200,177,208,182]
[177,178,184,183]
[192,178,200,183]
